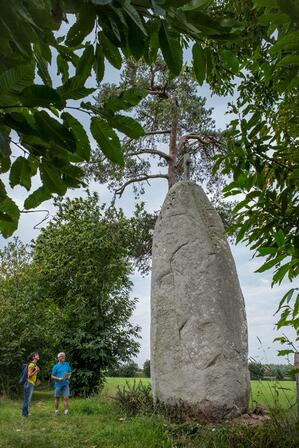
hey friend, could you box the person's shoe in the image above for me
[64,409,69,416]
[54,410,59,416]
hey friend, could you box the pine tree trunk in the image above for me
[168,119,178,189]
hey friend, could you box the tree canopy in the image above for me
[0,0,263,237]
[0,195,148,396]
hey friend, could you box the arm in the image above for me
[51,374,63,382]
[51,366,63,381]
[28,364,40,377]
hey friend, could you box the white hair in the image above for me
[57,352,65,358]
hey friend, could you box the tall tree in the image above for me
[32,194,141,396]
[88,58,232,222]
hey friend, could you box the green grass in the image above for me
[250,380,296,414]
[0,379,297,448]
[104,378,297,414]
[0,382,170,448]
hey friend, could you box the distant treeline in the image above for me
[109,360,295,381]
[248,361,295,381]
[108,360,150,378]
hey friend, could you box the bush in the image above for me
[114,380,154,416]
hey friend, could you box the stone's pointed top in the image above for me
[151,183,250,421]
[157,181,225,241]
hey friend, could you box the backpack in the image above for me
[19,363,28,385]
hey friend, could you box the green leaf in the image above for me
[258,246,278,256]
[127,20,146,60]
[75,44,94,83]
[109,115,145,138]
[40,163,67,195]
[276,288,297,313]
[94,44,105,83]
[253,0,278,7]
[20,85,65,109]
[272,262,291,285]
[192,43,206,85]
[293,294,299,318]
[277,349,294,356]
[57,76,96,100]
[61,164,85,188]
[9,156,33,190]
[274,229,285,247]
[270,31,299,55]
[220,49,239,73]
[0,197,20,237]
[123,1,147,35]
[57,54,69,84]
[99,32,122,69]
[103,88,147,114]
[0,128,11,158]
[232,198,250,213]
[24,186,52,209]
[34,111,75,151]
[258,13,290,26]
[277,0,299,21]
[34,44,52,87]
[159,22,182,76]
[62,112,91,161]
[90,117,124,166]
[0,64,34,97]
[182,0,212,11]
[255,254,285,273]
[65,8,96,47]
[278,55,299,66]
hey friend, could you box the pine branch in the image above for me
[144,130,171,136]
[177,133,223,154]
[128,149,170,161]
[114,174,169,198]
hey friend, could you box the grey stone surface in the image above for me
[151,182,250,420]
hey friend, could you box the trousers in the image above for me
[22,381,34,416]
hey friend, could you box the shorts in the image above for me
[54,384,70,398]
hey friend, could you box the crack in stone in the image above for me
[170,241,190,264]
[205,353,221,369]
[178,319,188,338]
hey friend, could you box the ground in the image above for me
[0,379,297,448]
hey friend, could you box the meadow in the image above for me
[0,379,297,448]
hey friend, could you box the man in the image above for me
[22,352,40,417]
[51,352,72,416]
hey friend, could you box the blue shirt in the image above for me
[51,362,71,388]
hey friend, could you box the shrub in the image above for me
[114,380,154,416]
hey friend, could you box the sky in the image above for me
[1,34,297,369]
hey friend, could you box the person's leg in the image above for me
[22,382,33,417]
[54,388,61,415]
[63,397,69,414]
[27,383,34,415]
[22,382,30,417]
[63,385,70,415]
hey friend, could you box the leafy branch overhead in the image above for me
[216,0,299,353]
[0,0,250,237]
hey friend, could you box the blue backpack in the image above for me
[19,363,28,385]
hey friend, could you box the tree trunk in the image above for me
[168,119,178,189]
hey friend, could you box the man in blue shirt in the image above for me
[51,352,72,416]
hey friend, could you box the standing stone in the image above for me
[151,181,250,421]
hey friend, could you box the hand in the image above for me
[35,366,40,373]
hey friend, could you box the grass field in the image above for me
[0,379,297,448]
